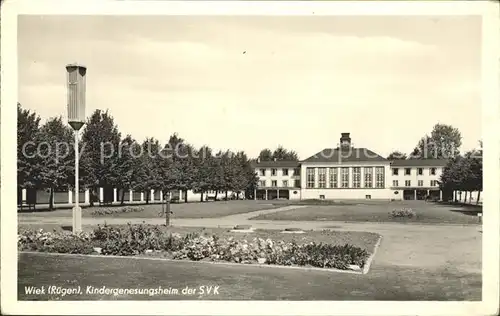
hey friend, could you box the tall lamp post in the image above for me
[66,63,87,233]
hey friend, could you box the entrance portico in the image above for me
[395,188,442,201]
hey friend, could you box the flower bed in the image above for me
[91,206,145,216]
[389,207,416,219]
[18,224,371,271]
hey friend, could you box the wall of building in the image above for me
[19,188,239,206]
[255,167,301,189]
[301,188,392,200]
[390,166,443,189]
[299,162,392,200]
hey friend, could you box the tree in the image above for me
[115,135,147,204]
[17,103,42,190]
[387,151,407,160]
[192,146,214,202]
[258,146,299,161]
[141,137,163,204]
[272,145,299,161]
[80,109,121,206]
[36,116,75,210]
[258,148,273,161]
[411,123,462,159]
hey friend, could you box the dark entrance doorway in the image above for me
[278,190,290,200]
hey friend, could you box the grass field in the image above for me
[17,200,279,219]
[18,252,481,300]
[250,202,482,224]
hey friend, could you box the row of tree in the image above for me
[17,104,258,210]
[385,123,482,204]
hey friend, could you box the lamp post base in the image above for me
[72,206,82,233]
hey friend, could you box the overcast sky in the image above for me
[18,15,482,159]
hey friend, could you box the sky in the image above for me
[18,15,482,159]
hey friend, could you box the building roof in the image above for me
[301,147,388,163]
[390,159,449,167]
[251,160,301,168]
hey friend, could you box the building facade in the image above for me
[252,133,447,201]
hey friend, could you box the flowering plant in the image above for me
[18,225,370,270]
[389,208,416,218]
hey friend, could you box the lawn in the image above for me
[250,202,482,224]
[18,252,481,300]
[17,200,279,219]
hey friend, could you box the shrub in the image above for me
[91,206,145,216]
[389,208,416,218]
[18,226,371,270]
[93,223,168,255]
[18,229,95,254]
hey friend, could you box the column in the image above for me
[129,190,133,202]
[99,187,104,203]
[414,189,417,200]
[151,190,155,203]
[314,168,318,188]
[113,189,118,203]
[427,189,429,199]
[265,189,268,200]
[277,189,280,199]
[68,190,73,204]
[360,167,364,188]
[141,192,144,202]
[254,188,256,200]
[160,190,163,202]
[85,189,90,204]
[439,190,443,201]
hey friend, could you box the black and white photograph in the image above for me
[1,1,499,315]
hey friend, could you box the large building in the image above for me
[252,133,447,201]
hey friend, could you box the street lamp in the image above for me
[66,63,87,233]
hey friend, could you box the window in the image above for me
[364,167,373,188]
[260,169,266,176]
[293,168,300,176]
[329,168,338,188]
[318,168,327,188]
[430,180,438,186]
[271,180,277,187]
[392,168,399,176]
[341,167,349,188]
[418,168,423,175]
[259,180,266,187]
[375,167,385,188]
[282,168,289,176]
[306,168,315,188]
[353,167,361,188]
[430,168,436,175]
[405,180,411,187]
[365,195,371,199]
[282,180,288,187]
[271,169,277,176]
[319,195,325,200]
[294,179,301,188]
[405,168,411,175]
[393,180,399,187]
[418,180,423,187]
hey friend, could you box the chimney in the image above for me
[340,133,351,148]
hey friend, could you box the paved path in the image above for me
[18,204,482,275]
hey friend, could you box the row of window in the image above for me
[392,167,438,176]
[259,180,301,188]
[393,180,439,187]
[306,167,385,189]
[259,168,300,177]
